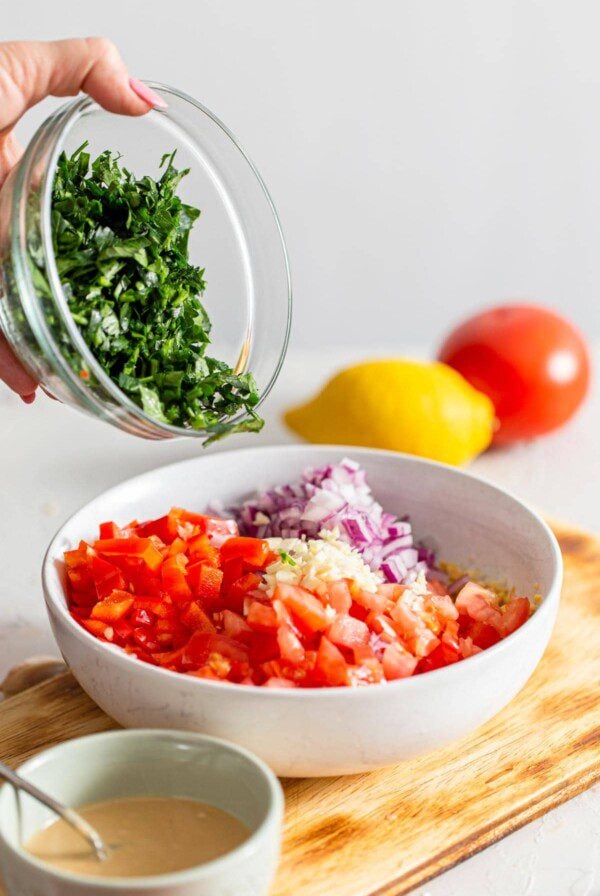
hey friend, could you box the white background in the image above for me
[4,0,600,347]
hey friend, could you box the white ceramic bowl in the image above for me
[43,446,562,777]
[0,729,283,896]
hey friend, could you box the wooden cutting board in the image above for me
[0,520,598,896]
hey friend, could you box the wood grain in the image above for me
[0,520,598,896]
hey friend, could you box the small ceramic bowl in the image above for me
[0,730,283,896]
[43,445,563,777]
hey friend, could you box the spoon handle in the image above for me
[0,761,107,860]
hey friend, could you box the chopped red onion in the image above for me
[218,459,437,586]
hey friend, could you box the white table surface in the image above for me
[0,345,598,895]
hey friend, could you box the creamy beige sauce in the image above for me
[25,796,250,878]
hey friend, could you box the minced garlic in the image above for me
[263,528,383,595]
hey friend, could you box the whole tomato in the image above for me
[438,304,590,444]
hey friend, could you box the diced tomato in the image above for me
[390,603,441,657]
[220,537,270,568]
[428,593,459,621]
[203,516,238,547]
[275,583,330,633]
[467,621,501,649]
[264,677,298,688]
[455,582,503,628]
[183,632,248,667]
[247,601,278,632]
[326,581,352,614]
[353,588,390,614]
[499,597,530,636]
[277,624,305,664]
[327,614,369,650]
[248,632,280,665]
[427,578,449,596]
[382,643,418,679]
[94,537,163,572]
[314,637,349,686]
[222,610,252,640]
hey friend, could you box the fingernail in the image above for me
[21,392,36,404]
[129,78,168,110]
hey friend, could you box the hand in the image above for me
[0,38,166,404]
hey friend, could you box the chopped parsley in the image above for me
[278,550,297,566]
[50,143,263,444]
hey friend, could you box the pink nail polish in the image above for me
[129,78,168,110]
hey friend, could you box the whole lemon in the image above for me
[284,359,495,465]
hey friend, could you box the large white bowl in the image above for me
[43,446,562,777]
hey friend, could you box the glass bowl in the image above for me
[0,82,291,439]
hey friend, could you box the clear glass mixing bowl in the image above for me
[0,83,291,439]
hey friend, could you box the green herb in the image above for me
[278,550,297,566]
[50,143,263,444]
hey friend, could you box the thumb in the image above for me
[0,38,162,133]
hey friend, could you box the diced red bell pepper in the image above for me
[188,534,221,568]
[167,537,188,558]
[161,554,191,604]
[94,537,163,572]
[90,592,134,622]
[220,537,270,568]
[99,521,121,539]
[187,563,223,602]
[180,601,216,633]
[91,554,126,600]
[131,608,154,627]
[112,619,135,644]
[135,514,177,544]
[81,618,112,639]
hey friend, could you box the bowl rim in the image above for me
[42,444,563,698]
[0,728,283,889]
[38,82,292,437]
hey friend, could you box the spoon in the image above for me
[0,761,107,861]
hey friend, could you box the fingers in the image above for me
[0,334,38,399]
[0,38,164,133]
